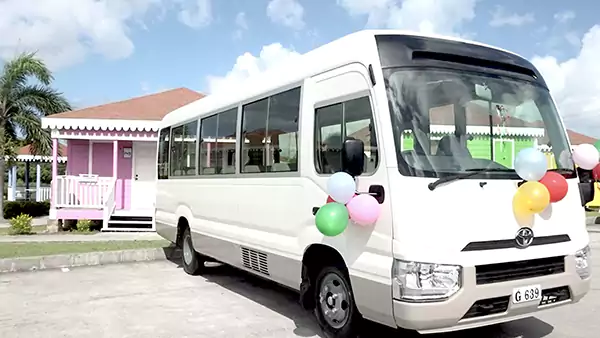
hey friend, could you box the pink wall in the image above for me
[66,140,133,210]
[67,140,89,175]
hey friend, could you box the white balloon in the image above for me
[572,143,600,170]
[327,172,356,204]
[514,147,547,181]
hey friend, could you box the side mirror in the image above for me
[577,167,596,206]
[342,139,365,177]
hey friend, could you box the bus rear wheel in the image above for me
[181,228,205,275]
[314,266,361,338]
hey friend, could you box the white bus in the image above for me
[155,30,593,336]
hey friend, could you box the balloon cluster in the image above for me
[513,142,600,218]
[315,172,381,237]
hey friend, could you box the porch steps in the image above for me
[104,215,154,232]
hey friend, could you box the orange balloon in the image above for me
[515,181,551,214]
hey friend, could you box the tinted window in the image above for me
[217,108,238,174]
[240,87,301,173]
[314,96,378,174]
[199,115,218,175]
[199,108,238,175]
[157,128,170,179]
[170,121,198,176]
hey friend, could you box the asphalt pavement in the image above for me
[1,237,600,338]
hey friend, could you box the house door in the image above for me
[131,142,157,211]
[493,139,515,168]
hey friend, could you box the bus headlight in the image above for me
[392,259,462,302]
[574,245,591,279]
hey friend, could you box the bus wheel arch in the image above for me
[175,216,189,248]
[301,244,362,337]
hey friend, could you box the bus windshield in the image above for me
[384,68,575,179]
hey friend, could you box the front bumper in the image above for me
[392,254,591,334]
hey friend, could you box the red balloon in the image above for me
[326,196,335,203]
[593,163,600,181]
[539,172,568,203]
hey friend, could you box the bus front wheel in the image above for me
[181,228,205,275]
[314,266,361,338]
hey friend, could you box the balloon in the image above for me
[515,181,551,214]
[539,172,568,203]
[326,196,335,203]
[558,149,573,168]
[514,148,548,181]
[347,194,381,226]
[594,140,600,152]
[315,202,349,237]
[593,163,600,181]
[512,193,534,226]
[327,172,356,204]
[572,143,600,170]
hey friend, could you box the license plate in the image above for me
[512,284,542,304]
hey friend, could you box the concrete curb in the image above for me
[0,246,181,274]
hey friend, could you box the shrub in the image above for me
[76,219,93,233]
[8,214,33,235]
[3,201,50,219]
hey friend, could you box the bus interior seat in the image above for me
[244,165,261,173]
[221,166,235,174]
[271,162,290,172]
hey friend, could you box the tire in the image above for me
[314,266,361,338]
[181,228,205,275]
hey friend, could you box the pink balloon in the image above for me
[572,144,600,170]
[347,194,381,226]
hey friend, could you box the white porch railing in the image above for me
[8,186,52,201]
[55,175,114,208]
[102,179,117,229]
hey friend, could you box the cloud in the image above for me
[206,43,301,94]
[177,0,212,28]
[554,10,575,23]
[233,12,248,39]
[267,0,305,30]
[489,5,534,27]
[531,25,600,137]
[0,0,212,71]
[337,0,477,37]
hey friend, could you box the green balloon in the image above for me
[315,202,349,237]
[594,140,600,151]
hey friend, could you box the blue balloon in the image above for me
[514,147,547,181]
[327,172,356,204]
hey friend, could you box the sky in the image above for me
[1,0,600,138]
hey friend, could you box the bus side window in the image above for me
[157,127,170,179]
[314,96,379,174]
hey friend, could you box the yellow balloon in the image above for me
[512,193,534,226]
[515,181,551,214]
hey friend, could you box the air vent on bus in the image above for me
[241,247,269,276]
[411,50,537,79]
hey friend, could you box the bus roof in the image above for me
[160,29,529,128]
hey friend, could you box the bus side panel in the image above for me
[301,63,396,328]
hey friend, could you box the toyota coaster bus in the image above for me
[155,30,593,337]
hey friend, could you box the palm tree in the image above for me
[0,52,72,220]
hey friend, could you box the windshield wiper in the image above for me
[428,168,515,191]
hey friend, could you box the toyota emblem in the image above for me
[515,227,534,249]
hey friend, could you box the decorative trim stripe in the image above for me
[51,129,158,141]
[403,125,545,137]
[42,118,161,132]
[5,155,67,163]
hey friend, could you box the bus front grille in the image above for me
[475,256,565,285]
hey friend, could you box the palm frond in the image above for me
[9,84,72,117]
[0,52,53,109]
[11,109,52,156]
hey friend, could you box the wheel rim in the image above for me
[318,272,351,329]
[183,237,193,265]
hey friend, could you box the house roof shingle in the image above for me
[46,88,204,121]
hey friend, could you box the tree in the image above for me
[0,52,72,219]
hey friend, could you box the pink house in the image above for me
[41,88,205,231]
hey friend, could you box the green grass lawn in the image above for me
[0,225,48,236]
[0,240,171,259]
